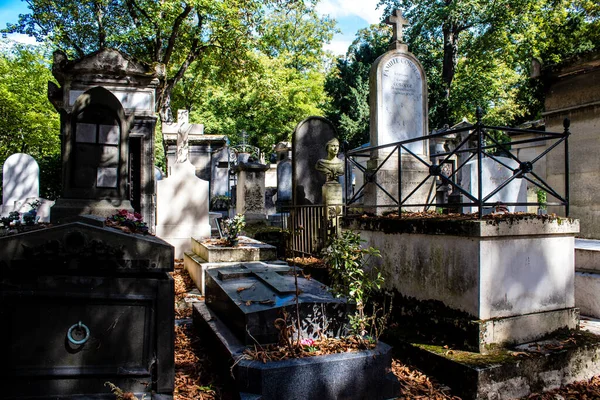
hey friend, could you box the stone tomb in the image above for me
[205,262,351,344]
[0,216,174,399]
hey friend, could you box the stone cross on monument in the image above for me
[385,9,409,50]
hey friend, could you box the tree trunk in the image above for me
[440,24,459,127]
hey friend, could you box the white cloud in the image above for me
[323,39,352,57]
[316,0,384,25]
[2,33,38,45]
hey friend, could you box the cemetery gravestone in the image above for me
[156,160,210,257]
[370,10,428,156]
[461,157,528,213]
[365,10,430,212]
[210,146,234,200]
[2,153,39,206]
[292,117,338,205]
[235,156,270,222]
[275,141,292,210]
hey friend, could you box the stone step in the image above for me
[575,271,600,318]
[575,238,600,272]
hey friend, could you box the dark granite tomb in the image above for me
[0,216,174,399]
[205,262,352,344]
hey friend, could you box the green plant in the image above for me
[322,230,384,338]
[210,195,231,211]
[222,214,246,245]
[537,189,547,210]
[1,211,21,228]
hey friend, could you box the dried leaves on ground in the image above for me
[171,260,198,319]
[243,336,376,363]
[522,376,600,399]
[391,360,460,400]
[174,325,219,400]
[286,256,325,268]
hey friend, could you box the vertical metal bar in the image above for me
[344,143,348,216]
[564,118,570,217]
[476,107,483,219]
[398,145,402,216]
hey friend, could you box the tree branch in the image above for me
[163,3,193,66]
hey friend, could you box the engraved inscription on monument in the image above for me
[378,55,424,154]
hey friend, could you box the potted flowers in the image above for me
[222,214,246,246]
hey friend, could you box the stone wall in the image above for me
[543,52,600,238]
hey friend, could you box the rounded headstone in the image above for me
[2,153,39,205]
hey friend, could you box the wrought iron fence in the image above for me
[344,108,571,218]
[285,205,326,257]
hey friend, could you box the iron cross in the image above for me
[386,9,409,43]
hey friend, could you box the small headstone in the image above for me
[156,160,210,257]
[461,157,528,213]
[211,147,233,199]
[235,162,270,222]
[2,153,39,206]
[292,117,338,205]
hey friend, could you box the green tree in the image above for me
[376,0,600,128]
[324,25,390,149]
[257,0,337,72]
[0,44,60,199]
[5,0,270,117]
[169,0,336,154]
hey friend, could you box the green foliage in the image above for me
[173,51,329,153]
[5,0,271,113]
[322,230,384,337]
[0,44,60,199]
[375,0,600,129]
[257,0,337,72]
[324,25,390,148]
[222,214,246,245]
[537,189,547,210]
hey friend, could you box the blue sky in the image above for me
[0,0,385,56]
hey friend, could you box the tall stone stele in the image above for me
[365,10,430,213]
[48,49,163,226]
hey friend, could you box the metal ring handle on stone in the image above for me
[67,321,90,345]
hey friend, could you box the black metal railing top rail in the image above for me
[343,107,571,219]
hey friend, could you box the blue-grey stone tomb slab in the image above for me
[205,262,352,345]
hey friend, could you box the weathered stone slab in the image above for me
[344,215,579,352]
[370,50,428,155]
[191,236,276,263]
[461,157,528,213]
[396,329,600,400]
[204,263,351,344]
[156,160,210,257]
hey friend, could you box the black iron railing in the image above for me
[344,108,571,219]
